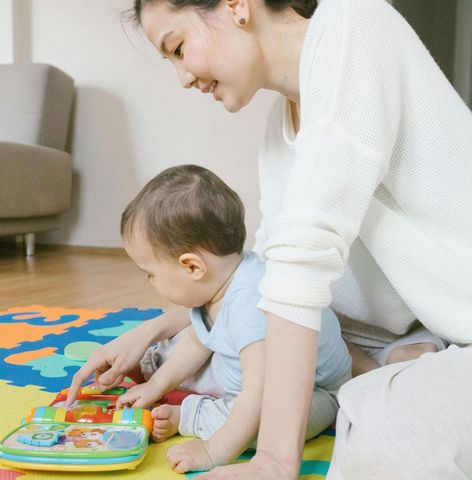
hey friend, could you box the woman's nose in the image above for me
[179,69,197,89]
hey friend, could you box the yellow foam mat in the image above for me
[0,383,333,480]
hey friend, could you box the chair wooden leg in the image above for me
[24,233,35,257]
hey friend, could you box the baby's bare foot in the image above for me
[151,404,181,442]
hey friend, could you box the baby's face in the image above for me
[124,227,204,308]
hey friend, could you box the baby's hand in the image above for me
[115,381,161,409]
[166,439,216,473]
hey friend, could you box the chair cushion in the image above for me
[0,141,72,218]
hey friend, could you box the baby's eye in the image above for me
[174,43,183,59]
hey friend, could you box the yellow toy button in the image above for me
[81,386,101,395]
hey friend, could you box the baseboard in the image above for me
[36,243,127,256]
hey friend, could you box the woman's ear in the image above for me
[178,253,207,280]
[226,0,250,27]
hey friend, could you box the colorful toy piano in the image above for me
[0,385,153,471]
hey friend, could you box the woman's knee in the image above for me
[332,346,472,479]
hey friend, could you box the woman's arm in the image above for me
[197,314,318,480]
[66,306,190,406]
[256,313,318,477]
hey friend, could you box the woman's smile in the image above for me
[200,80,218,95]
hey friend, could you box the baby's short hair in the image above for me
[121,164,246,257]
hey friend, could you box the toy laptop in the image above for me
[0,385,153,472]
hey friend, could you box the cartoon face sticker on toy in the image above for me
[67,427,105,440]
[73,439,104,448]
[66,427,106,449]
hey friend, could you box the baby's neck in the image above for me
[204,252,244,321]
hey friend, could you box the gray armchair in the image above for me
[0,63,74,256]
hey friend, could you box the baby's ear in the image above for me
[178,253,207,280]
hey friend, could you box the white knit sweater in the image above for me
[254,0,472,342]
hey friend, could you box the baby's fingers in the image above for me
[132,397,150,409]
[116,393,134,410]
[167,446,194,473]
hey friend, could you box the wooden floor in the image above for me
[0,243,172,310]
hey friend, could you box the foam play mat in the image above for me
[0,306,334,479]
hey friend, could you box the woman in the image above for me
[68,0,472,478]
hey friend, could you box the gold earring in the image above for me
[238,17,246,25]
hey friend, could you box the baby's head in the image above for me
[121,164,246,307]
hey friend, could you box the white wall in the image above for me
[21,0,276,247]
[12,0,471,249]
[0,0,13,63]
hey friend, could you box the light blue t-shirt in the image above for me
[190,251,351,396]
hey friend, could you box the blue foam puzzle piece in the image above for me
[0,308,163,392]
[0,312,81,326]
[88,320,146,338]
[26,353,83,378]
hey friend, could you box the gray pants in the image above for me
[327,345,472,479]
[179,371,350,443]
[141,335,350,443]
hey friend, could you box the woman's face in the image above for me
[140,0,264,112]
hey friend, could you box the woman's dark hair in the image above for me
[131,0,317,24]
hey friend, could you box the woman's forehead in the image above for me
[141,1,199,28]
[142,3,218,57]
[140,4,178,49]
[141,2,200,43]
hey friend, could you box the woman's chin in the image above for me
[224,103,242,113]
[221,95,248,113]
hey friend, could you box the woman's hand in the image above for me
[196,451,296,480]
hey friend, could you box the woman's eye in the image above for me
[174,43,183,59]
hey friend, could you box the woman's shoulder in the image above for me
[307,0,406,46]
[316,0,399,18]
[300,0,411,117]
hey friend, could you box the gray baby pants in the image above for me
[179,370,351,442]
[141,333,351,443]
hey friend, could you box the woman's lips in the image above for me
[212,82,221,101]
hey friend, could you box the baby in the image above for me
[116,164,352,473]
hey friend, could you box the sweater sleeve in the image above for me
[258,0,403,330]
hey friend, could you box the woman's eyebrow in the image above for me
[159,31,174,58]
